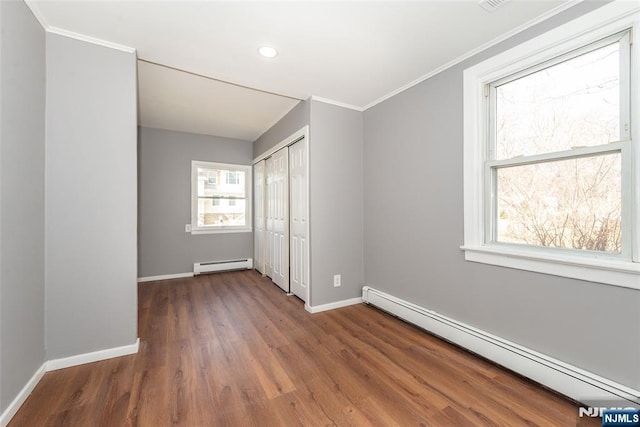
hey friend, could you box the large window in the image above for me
[191,161,252,234]
[491,33,628,254]
[463,3,639,289]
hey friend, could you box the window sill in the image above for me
[191,227,252,235]
[460,245,640,290]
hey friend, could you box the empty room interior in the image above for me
[1,0,640,425]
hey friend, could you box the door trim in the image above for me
[253,126,308,165]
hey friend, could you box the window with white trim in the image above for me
[191,161,252,234]
[462,3,640,289]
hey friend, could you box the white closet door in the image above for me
[265,157,275,279]
[269,147,289,292]
[253,160,266,274]
[289,139,308,301]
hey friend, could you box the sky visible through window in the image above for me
[494,41,623,253]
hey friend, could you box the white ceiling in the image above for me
[28,0,574,141]
[137,60,299,141]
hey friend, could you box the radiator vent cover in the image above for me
[193,258,253,275]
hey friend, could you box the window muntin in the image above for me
[191,161,251,233]
[486,32,630,257]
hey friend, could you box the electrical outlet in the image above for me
[333,274,341,287]
[185,224,192,233]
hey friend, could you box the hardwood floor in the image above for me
[9,270,597,426]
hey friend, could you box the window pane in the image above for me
[197,167,245,198]
[226,171,240,185]
[496,153,621,253]
[197,198,246,227]
[496,42,620,159]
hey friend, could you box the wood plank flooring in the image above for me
[9,270,597,426]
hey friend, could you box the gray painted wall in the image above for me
[253,100,309,158]
[0,0,46,412]
[253,99,364,307]
[138,127,254,277]
[363,1,639,389]
[308,100,364,306]
[45,33,138,359]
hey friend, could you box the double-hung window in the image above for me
[462,3,640,289]
[191,161,252,234]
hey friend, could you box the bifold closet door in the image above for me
[266,147,289,292]
[265,157,275,279]
[253,160,266,274]
[289,139,308,301]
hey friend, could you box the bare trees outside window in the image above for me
[489,33,629,254]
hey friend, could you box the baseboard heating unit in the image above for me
[193,258,253,275]
[362,286,640,406]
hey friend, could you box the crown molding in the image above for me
[24,1,136,54]
[24,0,584,112]
[23,0,48,29]
[47,27,136,54]
[310,96,364,112]
[362,0,584,111]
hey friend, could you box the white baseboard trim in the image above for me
[137,272,193,283]
[362,286,640,405]
[305,297,362,313]
[47,338,140,371]
[0,362,46,427]
[1,338,140,425]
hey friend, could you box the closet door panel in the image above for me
[253,160,266,274]
[289,139,308,301]
[265,157,275,279]
[270,147,289,292]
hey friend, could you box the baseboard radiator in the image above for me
[362,286,640,406]
[193,258,253,275]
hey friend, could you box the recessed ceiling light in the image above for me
[258,45,278,58]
